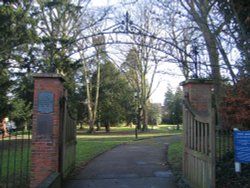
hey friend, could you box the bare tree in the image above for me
[216,0,250,76]
[156,0,240,111]
[75,5,111,132]
[119,0,166,131]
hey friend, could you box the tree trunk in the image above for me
[105,124,110,133]
[142,105,148,131]
[96,121,101,131]
[88,119,95,133]
[137,107,142,130]
[201,28,222,126]
[81,49,101,134]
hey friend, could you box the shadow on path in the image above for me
[63,135,181,188]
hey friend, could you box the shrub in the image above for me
[220,77,250,129]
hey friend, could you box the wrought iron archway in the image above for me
[71,11,191,60]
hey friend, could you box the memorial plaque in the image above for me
[37,114,53,138]
[234,131,250,163]
[38,91,54,113]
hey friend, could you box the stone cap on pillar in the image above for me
[33,73,65,82]
[180,79,214,86]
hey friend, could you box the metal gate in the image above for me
[0,129,31,187]
[60,94,76,179]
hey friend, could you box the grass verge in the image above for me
[168,141,183,173]
[168,141,192,188]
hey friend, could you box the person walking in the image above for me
[0,117,9,138]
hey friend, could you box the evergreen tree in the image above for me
[163,86,183,125]
[0,0,37,120]
[96,61,134,132]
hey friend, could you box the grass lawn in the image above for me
[75,124,183,168]
[168,141,183,173]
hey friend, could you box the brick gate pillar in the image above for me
[31,74,65,188]
[181,79,214,116]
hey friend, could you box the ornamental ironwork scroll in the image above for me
[103,11,148,34]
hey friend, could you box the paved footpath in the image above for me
[63,135,181,188]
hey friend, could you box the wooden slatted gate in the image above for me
[181,80,216,188]
[183,100,215,188]
[60,94,76,179]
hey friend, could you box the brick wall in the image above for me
[31,74,65,188]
